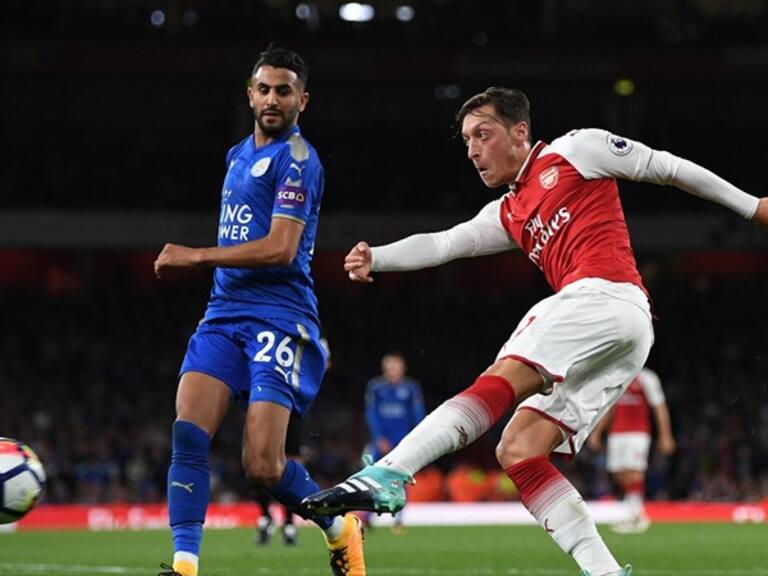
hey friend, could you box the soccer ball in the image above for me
[0,437,46,524]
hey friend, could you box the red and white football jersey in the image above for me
[499,129,649,294]
[610,368,666,434]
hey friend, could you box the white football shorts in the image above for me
[606,432,652,472]
[496,277,654,456]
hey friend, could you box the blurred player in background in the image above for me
[364,352,425,532]
[588,367,675,533]
[305,87,768,576]
[153,47,365,576]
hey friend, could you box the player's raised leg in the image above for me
[162,372,232,576]
[302,359,541,515]
[243,400,366,576]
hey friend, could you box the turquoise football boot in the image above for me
[302,458,413,516]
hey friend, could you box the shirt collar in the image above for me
[509,140,547,191]
[252,124,300,149]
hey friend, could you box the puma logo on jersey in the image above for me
[274,365,291,383]
[171,481,195,494]
[289,162,304,176]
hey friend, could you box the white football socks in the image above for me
[625,491,645,521]
[507,458,621,576]
[322,515,345,540]
[377,395,494,477]
[172,551,199,576]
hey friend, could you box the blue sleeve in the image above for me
[271,141,322,225]
[409,381,426,426]
[365,381,382,439]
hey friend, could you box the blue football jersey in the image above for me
[365,377,426,446]
[204,126,324,326]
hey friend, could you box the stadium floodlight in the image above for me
[339,3,375,22]
[614,78,636,96]
[150,9,166,28]
[395,5,415,22]
[296,3,312,20]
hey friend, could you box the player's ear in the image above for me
[299,91,309,113]
[246,84,255,109]
[511,121,529,143]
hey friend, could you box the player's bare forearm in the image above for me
[154,220,301,278]
[753,197,768,229]
[201,217,303,268]
[197,237,295,268]
[154,239,288,279]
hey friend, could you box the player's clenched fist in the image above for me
[154,243,202,279]
[344,241,373,283]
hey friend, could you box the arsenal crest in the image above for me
[539,166,559,190]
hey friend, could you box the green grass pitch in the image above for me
[1,523,767,575]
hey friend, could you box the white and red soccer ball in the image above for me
[0,437,46,524]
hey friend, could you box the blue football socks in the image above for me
[168,420,210,556]
[270,459,334,530]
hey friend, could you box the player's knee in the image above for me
[495,435,529,468]
[242,452,286,487]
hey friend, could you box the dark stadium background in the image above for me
[2,0,767,505]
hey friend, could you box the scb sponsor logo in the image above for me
[277,189,305,203]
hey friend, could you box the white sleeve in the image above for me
[371,198,517,272]
[638,368,666,407]
[550,128,760,220]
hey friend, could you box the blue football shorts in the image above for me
[179,316,327,417]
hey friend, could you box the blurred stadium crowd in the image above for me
[4,0,768,215]
[2,252,766,504]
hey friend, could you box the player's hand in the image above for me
[752,197,768,229]
[154,243,202,279]
[344,241,373,283]
[657,434,676,456]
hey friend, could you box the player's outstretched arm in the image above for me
[344,199,517,282]
[561,130,764,223]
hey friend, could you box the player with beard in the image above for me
[154,46,366,576]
